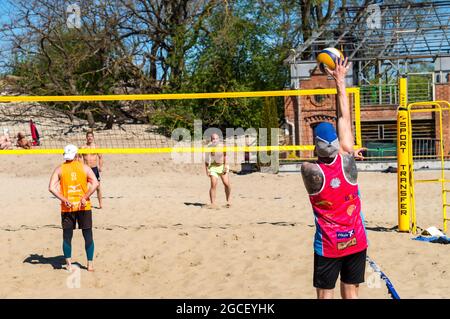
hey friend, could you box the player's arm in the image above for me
[325,57,353,154]
[204,151,211,176]
[300,162,324,195]
[48,166,71,207]
[98,153,103,172]
[342,154,358,184]
[222,149,229,174]
[83,165,100,198]
[335,58,354,154]
[79,165,100,209]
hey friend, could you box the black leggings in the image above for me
[62,228,95,261]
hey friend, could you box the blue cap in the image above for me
[314,122,338,143]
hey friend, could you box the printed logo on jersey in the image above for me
[344,192,359,202]
[330,177,341,189]
[337,238,357,250]
[336,229,355,240]
[314,200,333,209]
[347,204,357,216]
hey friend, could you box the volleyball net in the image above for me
[0,88,361,159]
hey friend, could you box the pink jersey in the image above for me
[308,154,368,258]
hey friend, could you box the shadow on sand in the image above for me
[23,254,87,270]
[184,202,207,208]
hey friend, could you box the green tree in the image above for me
[258,96,279,170]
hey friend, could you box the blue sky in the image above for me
[0,1,15,73]
[0,1,14,24]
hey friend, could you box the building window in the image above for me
[313,94,326,105]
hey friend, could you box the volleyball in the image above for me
[317,47,345,73]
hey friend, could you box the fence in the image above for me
[360,79,433,106]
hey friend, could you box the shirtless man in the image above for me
[81,131,103,209]
[205,133,231,208]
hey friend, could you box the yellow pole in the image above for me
[397,77,410,232]
[408,105,417,234]
[438,108,447,232]
[354,89,362,148]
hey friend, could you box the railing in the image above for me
[363,138,440,161]
[408,80,434,103]
[412,138,438,160]
[360,81,433,106]
[360,84,398,106]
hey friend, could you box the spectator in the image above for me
[0,129,13,150]
[16,132,33,149]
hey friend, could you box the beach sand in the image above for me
[0,154,448,298]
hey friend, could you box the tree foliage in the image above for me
[0,0,345,132]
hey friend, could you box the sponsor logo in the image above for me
[337,230,355,239]
[315,200,333,208]
[337,238,357,250]
[330,177,341,189]
[347,204,356,216]
[344,192,359,201]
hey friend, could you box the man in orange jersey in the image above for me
[48,144,99,272]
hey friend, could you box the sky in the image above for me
[0,1,15,73]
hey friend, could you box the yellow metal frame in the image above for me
[397,77,410,232]
[0,88,361,155]
[407,100,450,233]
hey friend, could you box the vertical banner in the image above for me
[397,77,410,232]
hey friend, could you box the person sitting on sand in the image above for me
[0,129,13,150]
[48,144,99,272]
[16,132,32,149]
[205,133,231,209]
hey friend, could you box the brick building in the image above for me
[284,63,450,159]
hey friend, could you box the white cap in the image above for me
[63,144,78,161]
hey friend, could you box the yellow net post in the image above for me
[397,76,411,232]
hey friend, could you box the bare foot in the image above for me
[87,262,95,272]
[64,258,73,272]
[205,204,219,210]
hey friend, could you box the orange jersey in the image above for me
[60,161,91,212]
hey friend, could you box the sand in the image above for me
[0,154,449,299]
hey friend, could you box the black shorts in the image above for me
[61,210,93,230]
[91,166,101,182]
[313,249,367,289]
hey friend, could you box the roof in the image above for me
[286,1,450,65]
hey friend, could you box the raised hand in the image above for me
[324,57,351,86]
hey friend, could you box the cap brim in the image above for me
[315,136,338,144]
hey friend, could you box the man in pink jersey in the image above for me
[301,57,367,299]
